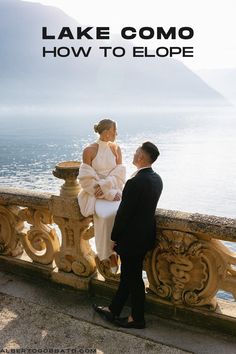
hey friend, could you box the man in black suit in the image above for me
[93,141,163,329]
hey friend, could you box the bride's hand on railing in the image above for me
[113,192,121,201]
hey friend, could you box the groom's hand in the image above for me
[113,192,121,201]
[111,241,117,251]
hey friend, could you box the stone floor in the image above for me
[0,270,236,354]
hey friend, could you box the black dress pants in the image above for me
[109,252,146,322]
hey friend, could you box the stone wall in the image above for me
[0,163,236,333]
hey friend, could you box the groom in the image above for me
[93,141,163,329]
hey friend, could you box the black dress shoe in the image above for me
[92,304,115,323]
[114,318,146,329]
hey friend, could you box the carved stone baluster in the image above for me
[18,207,60,265]
[54,214,96,277]
[207,239,236,301]
[0,205,24,256]
[52,162,96,280]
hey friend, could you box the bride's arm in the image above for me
[116,145,122,164]
[81,145,105,197]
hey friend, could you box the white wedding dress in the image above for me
[78,139,126,260]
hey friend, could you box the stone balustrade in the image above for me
[0,161,236,332]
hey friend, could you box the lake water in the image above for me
[0,106,235,301]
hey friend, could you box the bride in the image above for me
[78,119,126,272]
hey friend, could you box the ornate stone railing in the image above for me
[146,211,236,310]
[0,162,236,318]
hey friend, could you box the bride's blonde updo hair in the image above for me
[94,118,116,135]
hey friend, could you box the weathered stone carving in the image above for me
[18,207,60,264]
[0,205,24,256]
[146,230,236,309]
[53,161,81,197]
[52,161,96,277]
[212,239,236,301]
[54,216,96,277]
[1,186,236,315]
[95,256,120,282]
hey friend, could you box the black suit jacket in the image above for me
[111,167,163,255]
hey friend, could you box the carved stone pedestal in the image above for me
[52,161,97,287]
[53,161,81,197]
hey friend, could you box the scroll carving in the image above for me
[0,205,23,256]
[95,256,120,283]
[146,230,236,309]
[211,239,236,300]
[18,208,60,264]
[54,216,96,277]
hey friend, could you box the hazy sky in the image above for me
[23,0,236,71]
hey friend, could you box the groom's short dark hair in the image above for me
[141,142,160,163]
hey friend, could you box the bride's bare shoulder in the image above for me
[82,143,98,164]
[85,142,98,149]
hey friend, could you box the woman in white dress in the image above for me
[78,119,126,272]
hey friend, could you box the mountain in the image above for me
[197,69,236,105]
[0,0,228,108]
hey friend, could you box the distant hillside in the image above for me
[197,69,236,104]
[0,0,228,107]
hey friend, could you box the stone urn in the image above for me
[53,161,81,197]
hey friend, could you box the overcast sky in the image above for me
[23,0,236,71]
